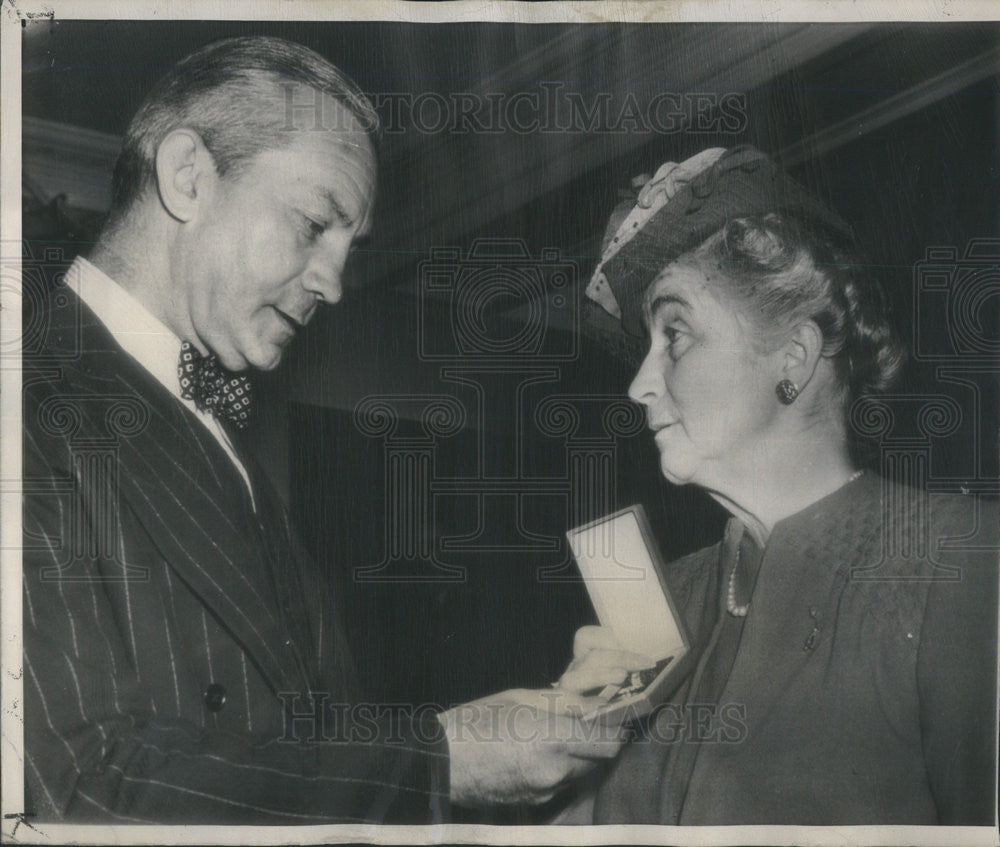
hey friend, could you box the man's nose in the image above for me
[627,351,662,407]
[308,271,343,305]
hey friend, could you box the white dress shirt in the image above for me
[69,256,256,507]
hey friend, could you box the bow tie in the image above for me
[178,341,253,429]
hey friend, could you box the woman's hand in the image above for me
[555,625,656,696]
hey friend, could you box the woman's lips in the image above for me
[653,423,676,442]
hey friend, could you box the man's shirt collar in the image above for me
[70,255,184,403]
[68,255,256,508]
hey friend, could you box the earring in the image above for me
[776,378,799,405]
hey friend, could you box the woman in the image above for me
[555,146,997,825]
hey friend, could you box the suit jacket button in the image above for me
[204,683,227,712]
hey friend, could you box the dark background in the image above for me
[22,21,999,713]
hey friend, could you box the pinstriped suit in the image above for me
[23,283,450,823]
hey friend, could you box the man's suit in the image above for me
[23,275,450,823]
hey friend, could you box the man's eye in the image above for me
[301,216,327,242]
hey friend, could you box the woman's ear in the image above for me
[153,128,216,223]
[781,319,824,394]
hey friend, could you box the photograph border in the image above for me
[3,1,998,844]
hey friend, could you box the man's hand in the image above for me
[555,625,656,695]
[438,688,623,807]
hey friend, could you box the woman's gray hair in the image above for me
[684,212,906,436]
[107,35,379,226]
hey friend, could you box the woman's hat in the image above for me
[586,145,854,340]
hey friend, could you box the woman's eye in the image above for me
[659,324,682,348]
[658,324,689,359]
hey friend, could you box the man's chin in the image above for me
[261,337,296,371]
[248,348,284,372]
[216,345,282,373]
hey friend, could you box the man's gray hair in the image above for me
[108,35,379,224]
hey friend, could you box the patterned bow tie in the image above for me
[178,341,253,429]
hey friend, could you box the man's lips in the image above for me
[273,307,306,333]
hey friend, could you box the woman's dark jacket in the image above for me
[593,474,997,825]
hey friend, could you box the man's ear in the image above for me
[153,129,216,222]
[781,319,824,394]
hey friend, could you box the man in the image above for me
[22,36,624,824]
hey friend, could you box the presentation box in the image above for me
[566,505,692,725]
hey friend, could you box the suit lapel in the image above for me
[41,288,308,696]
[236,442,323,690]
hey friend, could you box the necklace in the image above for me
[726,543,749,617]
[725,469,865,618]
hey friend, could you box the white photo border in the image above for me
[2,1,998,845]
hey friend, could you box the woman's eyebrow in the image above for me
[646,292,690,318]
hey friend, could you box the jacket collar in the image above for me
[32,282,316,696]
[717,472,883,709]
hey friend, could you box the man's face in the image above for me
[173,102,377,371]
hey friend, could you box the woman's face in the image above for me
[628,261,784,489]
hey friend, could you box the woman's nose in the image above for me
[627,352,662,406]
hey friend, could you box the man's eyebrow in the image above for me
[311,188,354,226]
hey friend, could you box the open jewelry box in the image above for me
[566,504,692,726]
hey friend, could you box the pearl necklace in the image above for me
[726,469,865,618]
[726,542,750,617]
